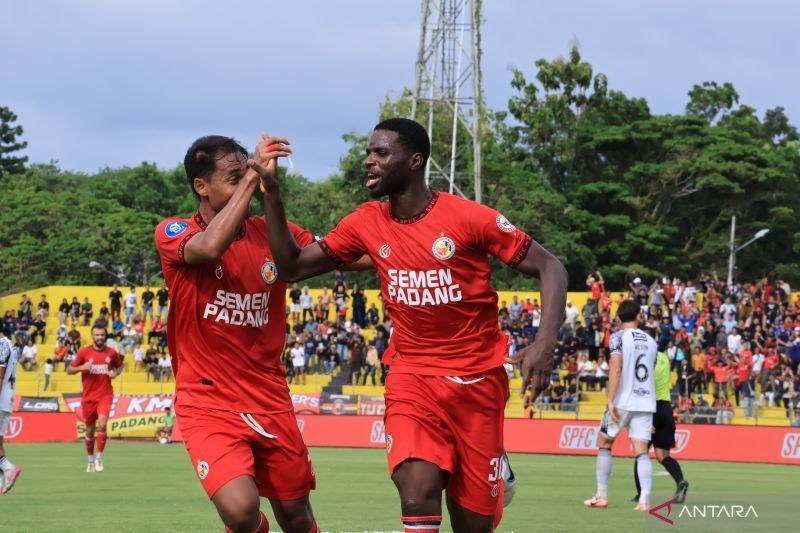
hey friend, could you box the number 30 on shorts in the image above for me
[488,456,502,482]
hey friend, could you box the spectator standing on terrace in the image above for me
[141,285,155,324]
[565,300,579,327]
[319,286,332,321]
[124,287,137,325]
[43,358,54,390]
[363,343,379,386]
[300,286,314,323]
[509,295,523,321]
[352,285,367,328]
[156,285,169,320]
[96,302,110,328]
[80,297,93,326]
[69,297,81,325]
[58,298,70,326]
[109,284,123,322]
[288,283,302,324]
[37,294,50,319]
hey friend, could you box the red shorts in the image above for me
[177,405,316,500]
[384,365,508,516]
[80,395,113,428]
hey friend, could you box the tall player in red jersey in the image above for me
[154,135,322,533]
[67,324,123,473]
[254,118,568,532]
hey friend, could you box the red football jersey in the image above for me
[319,191,532,375]
[154,213,313,413]
[70,345,121,403]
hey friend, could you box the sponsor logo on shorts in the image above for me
[379,244,391,258]
[496,214,516,233]
[370,420,386,444]
[674,429,690,454]
[296,419,305,433]
[432,235,455,260]
[491,483,500,498]
[197,460,209,480]
[3,417,23,439]
[165,221,189,238]
[781,433,800,459]
[386,434,393,454]
[559,425,599,450]
[261,261,277,285]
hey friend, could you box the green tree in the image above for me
[0,106,28,176]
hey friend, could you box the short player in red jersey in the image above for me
[255,119,568,532]
[155,134,325,533]
[67,325,122,473]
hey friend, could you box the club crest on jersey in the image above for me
[379,244,392,259]
[105,357,111,363]
[261,260,278,285]
[164,221,189,238]
[432,235,456,260]
[496,214,516,233]
[215,265,224,280]
[196,460,209,480]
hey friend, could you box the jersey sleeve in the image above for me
[70,348,85,367]
[154,218,202,265]
[0,341,11,367]
[609,331,623,357]
[468,203,533,268]
[318,206,370,268]
[289,220,315,248]
[111,350,123,368]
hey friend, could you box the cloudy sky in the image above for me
[4,0,798,181]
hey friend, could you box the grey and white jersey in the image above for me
[0,336,20,413]
[609,328,657,413]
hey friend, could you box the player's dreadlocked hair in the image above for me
[184,136,248,198]
[374,118,431,164]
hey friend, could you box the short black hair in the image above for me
[374,118,431,164]
[616,299,641,323]
[184,136,248,197]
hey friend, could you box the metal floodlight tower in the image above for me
[411,0,483,203]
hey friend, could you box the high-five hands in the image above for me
[249,132,292,193]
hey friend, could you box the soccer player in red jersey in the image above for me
[67,324,123,473]
[154,135,325,533]
[254,118,568,532]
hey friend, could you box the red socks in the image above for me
[402,515,442,532]
[96,430,108,453]
[308,518,320,532]
[85,436,95,456]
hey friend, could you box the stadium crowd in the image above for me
[3,271,798,423]
[503,272,800,423]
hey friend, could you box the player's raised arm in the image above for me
[513,239,569,397]
[182,137,292,264]
[249,137,343,282]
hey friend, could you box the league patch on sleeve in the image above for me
[496,214,517,233]
[164,221,189,238]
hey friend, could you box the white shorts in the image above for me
[0,411,11,436]
[290,303,301,313]
[600,407,653,442]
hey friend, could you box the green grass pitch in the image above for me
[2,443,797,532]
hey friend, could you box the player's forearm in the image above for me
[535,255,568,345]
[606,365,621,402]
[189,173,260,262]
[262,191,303,278]
[66,366,81,375]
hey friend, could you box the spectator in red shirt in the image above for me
[713,360,729,399]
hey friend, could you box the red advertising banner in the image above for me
[291,416,800,465]
[6,411,799,465]
[2,412,77,443]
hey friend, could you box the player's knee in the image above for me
[273,503,312,532]
[219,498,260,532]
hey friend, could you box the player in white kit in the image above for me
[584,299,656,511]
[0,328,23,494]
